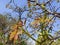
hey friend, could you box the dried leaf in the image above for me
[17,21,23,27]
[30,20,40,28]
[28,0,31,8]
[9,30,17,40]
[11,24,18,30]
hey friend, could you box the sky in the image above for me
[0,0,60,37]
[0,0,60,45]
[0,0,27,13]
[0,0,27,18]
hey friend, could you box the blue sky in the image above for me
[0,0,60,34]
[0,0,60,44]
[0,0,27,18]
[0,0,27,13]
[0,0,60,32]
